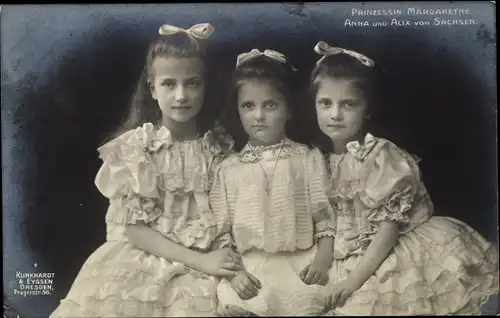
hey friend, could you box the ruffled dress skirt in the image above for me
[326,216,499,316]
[217,245,331,317]
[50,240,219,317]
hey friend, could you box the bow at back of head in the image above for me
[314,41,375,67]
[236,48,298,71]
[159,23,214,40]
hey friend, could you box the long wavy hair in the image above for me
[103,30,220,144]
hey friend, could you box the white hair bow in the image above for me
[158,23,214,40]
[236,48,297,71]
[314,41,375,67]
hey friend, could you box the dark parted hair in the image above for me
[218,55,304,151]
[103,30,220,144]
[304,52,385,154]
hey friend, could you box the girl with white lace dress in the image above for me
[308,41,499,316]
[209,49,337,316]
[50,23,242,317]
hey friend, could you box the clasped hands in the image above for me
[198,247,359,308]
[302,258,362,310]
[230,256,333,301]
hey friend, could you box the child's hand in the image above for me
[199,248,244,277]
[326,278,363,309]
[230,271,262,300]
[299,260,330,286]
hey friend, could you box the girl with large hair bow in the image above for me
[308,41,498,316]
[210,48,337,316]
[50,23,241,317]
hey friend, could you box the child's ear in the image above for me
[148,80,158,100]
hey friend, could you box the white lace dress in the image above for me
[210,139,336,316]
[325,133,499,316]
[50,123,234,317]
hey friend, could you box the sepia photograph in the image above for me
[2,2,498,317]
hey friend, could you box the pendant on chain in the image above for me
[248,139,286,197]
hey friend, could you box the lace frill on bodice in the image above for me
[94,122,234,250]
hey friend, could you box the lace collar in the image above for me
[134,122,234,155]
[238,137,296,163]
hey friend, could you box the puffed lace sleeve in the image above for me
[208,165,235,250]
[95,124,165,225]
[359,139,430,233]
[307,147,337,242]
[203,122,236,191]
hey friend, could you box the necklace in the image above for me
[247,138,286,196]
[328,152,346,188]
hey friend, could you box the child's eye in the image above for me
[265,101,277,109]
[318,98,332,107]
[241,102,254,109]
[344,101,357,108]
[162,80,176,88]
[187,80,203,88]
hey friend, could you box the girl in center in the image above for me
[209,49,336,316]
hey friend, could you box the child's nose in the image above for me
[330,105,342,120]
[174,86,187,103]
[254,108,265,121]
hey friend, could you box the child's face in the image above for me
[150,56,205,123]
[315,76,368,142]
[237,78,290,146]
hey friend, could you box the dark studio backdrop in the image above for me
[2,3,497,317]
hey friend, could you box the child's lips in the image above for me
[328,124,346,128]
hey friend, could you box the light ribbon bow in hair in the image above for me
[158,23,214,40]
[314,41,375,67]
[236,48,297,71]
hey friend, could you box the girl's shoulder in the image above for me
[97,122,237,160]
[344,134,423,185]
[96,122,171,160]
[366,135,421,166]
[200,124,235,157]
[285,138,311,154]
[333,133,420,165]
